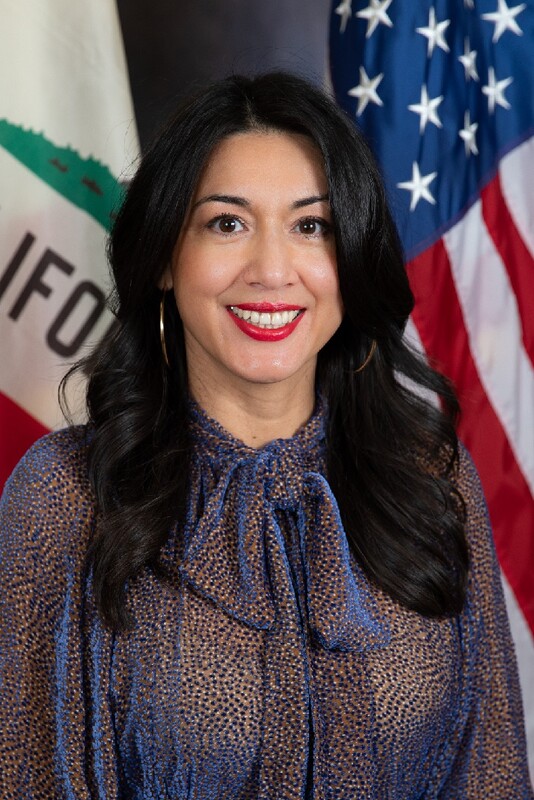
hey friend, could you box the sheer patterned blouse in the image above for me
[0,402,532,799]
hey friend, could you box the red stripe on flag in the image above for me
[481,173,534,365]
[408,239,534,635]
[0,392,50,493]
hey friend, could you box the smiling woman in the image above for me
[160,130,343,440]
[0,72,532,798]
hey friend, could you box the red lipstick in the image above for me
[226,304,305,342]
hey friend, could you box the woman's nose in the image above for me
[242,229,297,289]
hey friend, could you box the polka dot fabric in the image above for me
[0,404,532,798]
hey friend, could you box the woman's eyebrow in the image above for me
[193,193,330,211]
[291,194,329,209]
[192,194,249,210]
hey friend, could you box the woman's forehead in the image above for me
[192,130,328,203]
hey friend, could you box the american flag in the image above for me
[329,0,534,779]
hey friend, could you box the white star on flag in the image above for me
[482,67,513,112]
[464,0,475,7]
[416,8,451,57]
[397,162,437,211]
[408,85,444,133]
[482,0,526,43]
[348,66,384,115]
[459,111,479,156]
[356,0,393,39]
[458,39,479,81]
[335,0,353,34]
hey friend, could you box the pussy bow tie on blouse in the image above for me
[179,400,389,653]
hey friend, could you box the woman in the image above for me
[0,72,531,798]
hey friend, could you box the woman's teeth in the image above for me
[229,306,301,329]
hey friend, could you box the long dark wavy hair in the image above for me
[66,71,468,630]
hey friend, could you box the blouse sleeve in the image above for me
[436,445,533,798]
[0,429,118,800]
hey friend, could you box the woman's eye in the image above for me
[209,215,244,234]
[296,218,331,237]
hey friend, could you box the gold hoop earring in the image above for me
[354,339,377,373]
[160,292,170,368]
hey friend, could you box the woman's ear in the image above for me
[158,265,173,291]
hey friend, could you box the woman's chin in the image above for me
[224,356,316,392]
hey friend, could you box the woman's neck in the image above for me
[187,370,316,448]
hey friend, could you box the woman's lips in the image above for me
[227,304,305,342]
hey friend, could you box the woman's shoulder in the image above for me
[3,424,92,493]
[456,440,485,500]
[0,429,98,709]
[425,438,488,526]
[454,441,491,543]
[424,439,495,590]
[453,441,507,614]
[0,425,95,565]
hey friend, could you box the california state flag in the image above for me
[0,0,139,489]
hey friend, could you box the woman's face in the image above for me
[166,130,343,397]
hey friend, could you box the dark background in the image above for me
[116,0,332,149]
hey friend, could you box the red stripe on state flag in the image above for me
[407,239,534,636]
[480,173,534,365]
[0,392,49,491]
